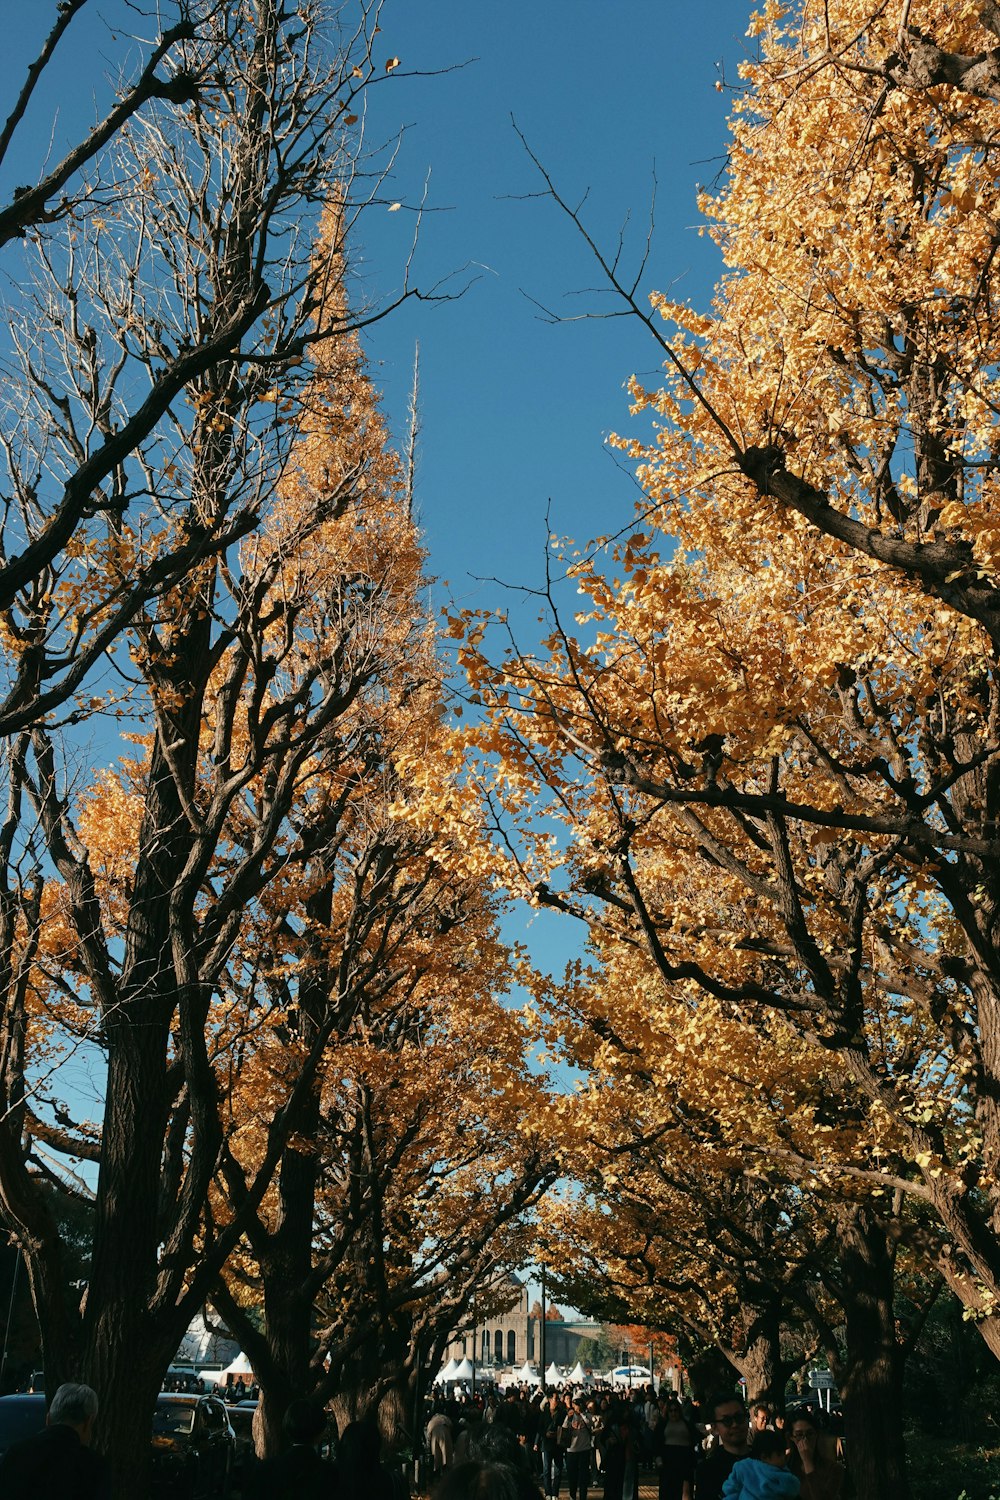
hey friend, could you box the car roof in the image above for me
[0,1394,47,1454]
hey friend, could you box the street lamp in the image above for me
[539,1267,547,1390]
[0,1245,21,1389]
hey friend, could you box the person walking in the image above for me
[600,1397,632,1500]
[339,1417,410,1500]
[537,1392,565,1498]
[655,1394,698,1500]
[247,1398,335,1500]
[428,1404,456,1477]
[0,1382,111,1499]
[561,1396,594,1500]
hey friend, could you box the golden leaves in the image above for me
[455,3,1000,1319]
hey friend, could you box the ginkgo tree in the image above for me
[0,95,453,1498]
[213,918,554,1451]
[201,631,555,1453]
[0,0,428,739]
[454,0,1000,1487]
[531,944,940,1497]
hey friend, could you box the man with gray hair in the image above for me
[0,1380,110,1497]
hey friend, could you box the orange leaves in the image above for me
[452,5,1000,1341]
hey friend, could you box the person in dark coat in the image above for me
[695,1396,750,1500]
[248,1397,336,1500]
[338,1416,409,1500]
[0,1382,111,1500]
[433,1457,542,1500]
[535,1392,565,1498]
[655,1394,698,1500]
[599,1398,631,1500]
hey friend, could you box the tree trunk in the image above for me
[0,1172,79,1392]
[79,690,197,1498]
[86,1345,172,1500]
[82,1012,173,1499]
[330,1344,387,1433]
[217,974,329,1459]
[834,1210,910,1500]
[254,1371,297,1461]
[254,1126,323,1457]
[725,1291,790,1406]
[687,1343,739,1402]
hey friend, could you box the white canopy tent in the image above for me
[568,1362,590,1384]
[545,1362,562,1385]
[515,1361,541,1385]
[435,1358,461,1384]
[207,1350,254,1386]
[453,1358,475,1381]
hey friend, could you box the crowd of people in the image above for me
[422,1384,851,1500]
[0,1376,849,1500]
[158,1368,261,1400]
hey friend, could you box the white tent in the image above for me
[568,1362,590,1384]
[207,1350,254,1386]
[516,1361,541,1385]
[453,1358,475,1381]
[545,1362,562,1385]
[435,1359,460,1384]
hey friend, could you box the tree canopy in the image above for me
[453,2,1000,1489]
[0,6,541,1492]
[13,5,1000,1498]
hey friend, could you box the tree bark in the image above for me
[253,1102,324,1457]
[79,689,197,1494]
[831,1210,910,1500]
[725,1295,789,1406]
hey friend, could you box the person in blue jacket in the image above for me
[721,1430,800,1499]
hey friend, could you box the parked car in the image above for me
[0,1390,234,1498]
[606,1364,653,1387]
[0,1392,46,1457]
[152,1392,235,1499]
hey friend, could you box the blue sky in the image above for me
[358,3,751,610]
[347,2,754,985]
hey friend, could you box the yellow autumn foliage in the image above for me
[468,1,1000,1355]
